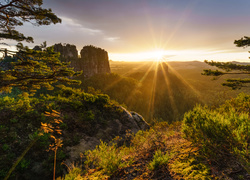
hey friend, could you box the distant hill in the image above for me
[110,60,250,107]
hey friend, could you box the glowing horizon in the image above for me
[109,49,250,62]
[1,42,249,63]
[1,1,249,63]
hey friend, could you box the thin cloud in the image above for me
[4,0,250,60]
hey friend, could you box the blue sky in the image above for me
[11,0,250,61]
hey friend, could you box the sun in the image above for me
[151,49,165,61]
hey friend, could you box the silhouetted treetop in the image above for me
[0,44,81,93]
[0,1,80,93]
[203,36,250,89]
[234,36,250,48]
[0,0,61,43]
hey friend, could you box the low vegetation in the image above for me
[1,65,250,179]
[1,1,250,179]
[0,86,123,179]
[59,93,249,180]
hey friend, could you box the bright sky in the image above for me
[6,0,250,62]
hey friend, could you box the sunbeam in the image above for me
[147,61,159,120]
[167,63,204,104]
[138,61,157,83]
[120,61,152,77]
[159,62,179,119]
[104,61,150,92]
[124,61,158,108]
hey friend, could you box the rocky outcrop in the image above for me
[66,106,149,161]
[52,44,111,77]
[78,45,111,77]
[0,87,149,179]
[53,43,78,60]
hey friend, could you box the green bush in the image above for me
[85,141,132,175]
[148,149,171,171]
[63,167,82,180]
[182,94,250,166]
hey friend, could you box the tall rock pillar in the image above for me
[80,45,111,77]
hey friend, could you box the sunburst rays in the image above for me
[147,61,158,120]
[104,1,201,121]
[120,61,158,113]
[107,59,202,122]
[104,61,150,92]
[158,62,178,119]
[167,63,203,104]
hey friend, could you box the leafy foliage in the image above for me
[170,156,211,180]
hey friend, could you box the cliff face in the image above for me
[53,44,111,77]
[53,43,78,60]
[79,45,111,77]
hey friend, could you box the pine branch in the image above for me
[202,69,250,76]
[234,36,250,48]
[0,0,20,10]
[0,0,61,43]
[0,46,81,92]
[202,69,224,76]
[204,60,250,72]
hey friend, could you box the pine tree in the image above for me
[202,36,250,89]
[0,0,61,43]
[0,0,81,92]
[0,43,81,93]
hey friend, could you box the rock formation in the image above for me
[53,43,78,60]
[52,44,111,77]
[67,106,149,160]
[79,45,111,77]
